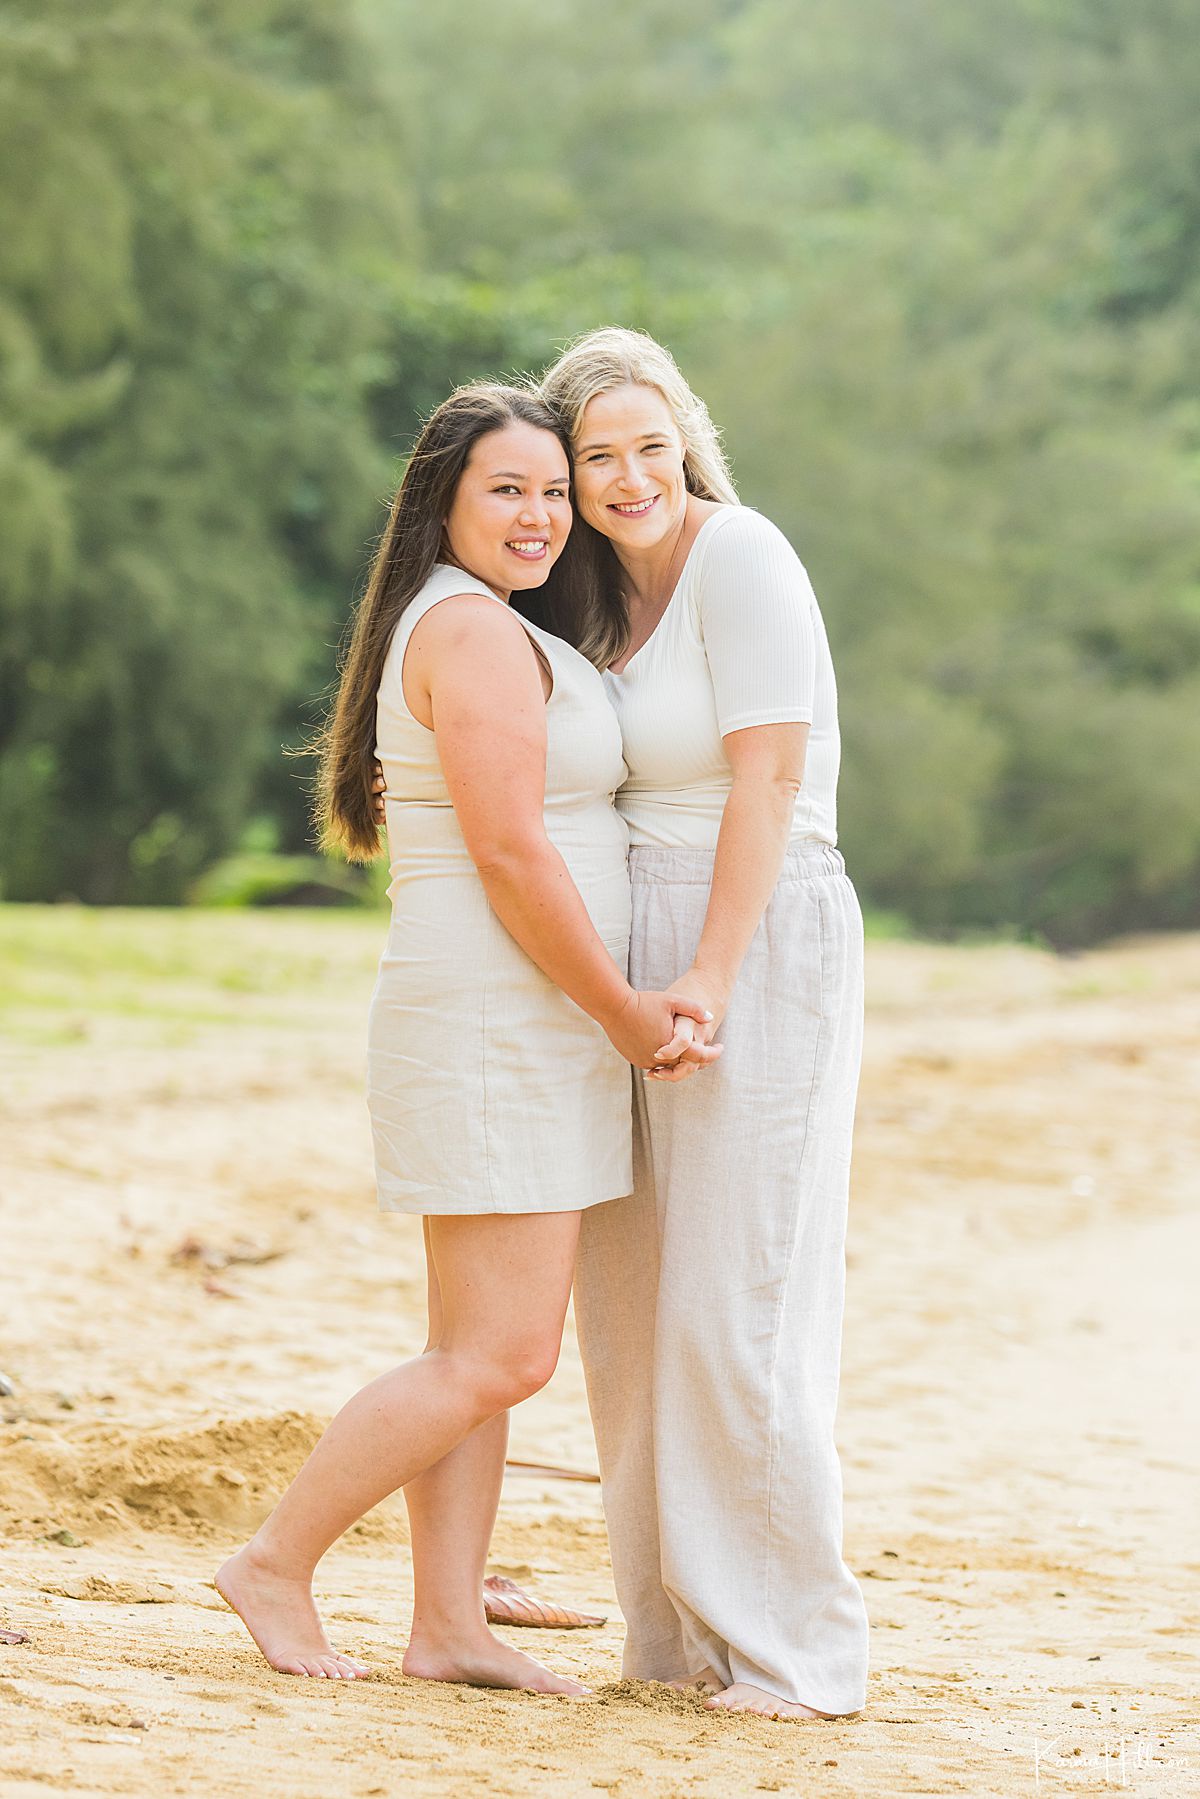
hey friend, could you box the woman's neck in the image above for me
[440,552,510,605]
[616,497,721,608]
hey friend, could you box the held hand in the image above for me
[646,969,730,1083]
[642,1014,713,1083]
[645,1011,725,1082]
[604,989,713,1070]
[371,761,386,828]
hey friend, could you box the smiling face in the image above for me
[571,384,689,550]
[442,421,573,600]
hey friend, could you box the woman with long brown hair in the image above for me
[215,382,714,1693]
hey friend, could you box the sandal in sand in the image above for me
[483,1575,605,1630]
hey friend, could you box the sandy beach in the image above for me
[1,908,1197,1796]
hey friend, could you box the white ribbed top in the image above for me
[603,507,841,850]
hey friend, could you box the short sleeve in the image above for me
[695,510,817,736]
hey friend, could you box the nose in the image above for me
[615,455,647,492]
[518,494,551,528]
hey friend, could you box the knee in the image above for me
[496,1339,561,1406]
[462,1339,561,1414]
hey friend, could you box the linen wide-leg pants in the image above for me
[574,843,869,1714]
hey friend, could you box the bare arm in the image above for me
[647,512,820,1080]
[693,721,809,1000]
[407,597,713,1068]
[651,721,808,1079]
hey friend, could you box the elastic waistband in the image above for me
[628,842,845,885]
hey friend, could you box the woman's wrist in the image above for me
[687,961,735,1009]
[594,980,637,1030]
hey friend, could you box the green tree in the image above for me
[0,0,399,899]
[3,0,1198,940]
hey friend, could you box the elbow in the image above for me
[772,774,803,823]
[471,828,550,882]
[733,769,804,802]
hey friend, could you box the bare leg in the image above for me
[217,1210,587,1692]
[403,1221,509,1653]
[404,1226,604,1634]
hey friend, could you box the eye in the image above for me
[585,452,610,464]
[643,442,667,453]
[493,484,521,494]
[546,486,568,499]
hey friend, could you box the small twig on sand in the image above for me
[503,1459,601,1483]
[171,1235,285,1272]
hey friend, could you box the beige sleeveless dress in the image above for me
[367,564,633,1215]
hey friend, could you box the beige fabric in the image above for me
[368,566,633,1214]
[603,508,841,851]
[574,843,869,1712]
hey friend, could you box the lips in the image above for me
[608,496,658,517]
[505,539,549,560]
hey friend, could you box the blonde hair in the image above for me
[532,328,739,667]
[539,326,740,506]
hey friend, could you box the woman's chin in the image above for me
[507,560,555,587]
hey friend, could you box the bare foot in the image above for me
[403,1628,590,1696]
[666,1665,723,1694]
[215,1543,370,1679]
[705,1681,834,1720]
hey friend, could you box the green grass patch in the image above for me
[0,904,383,1042]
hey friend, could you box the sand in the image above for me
[1,907,1197,1796]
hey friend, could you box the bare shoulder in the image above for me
[409,594,544,684]
[409,592,527,656]
[406,593,545,721]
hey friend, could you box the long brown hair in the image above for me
[317,383,575,860]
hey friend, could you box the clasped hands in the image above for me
[648,970,726,1084]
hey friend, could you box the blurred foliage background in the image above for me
[2,0,1198,945]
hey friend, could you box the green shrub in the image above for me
[189,853,367,909]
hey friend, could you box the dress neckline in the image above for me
[606,507,734,678]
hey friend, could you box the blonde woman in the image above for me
[534,329,870,1721]
[217,384,714,1693]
